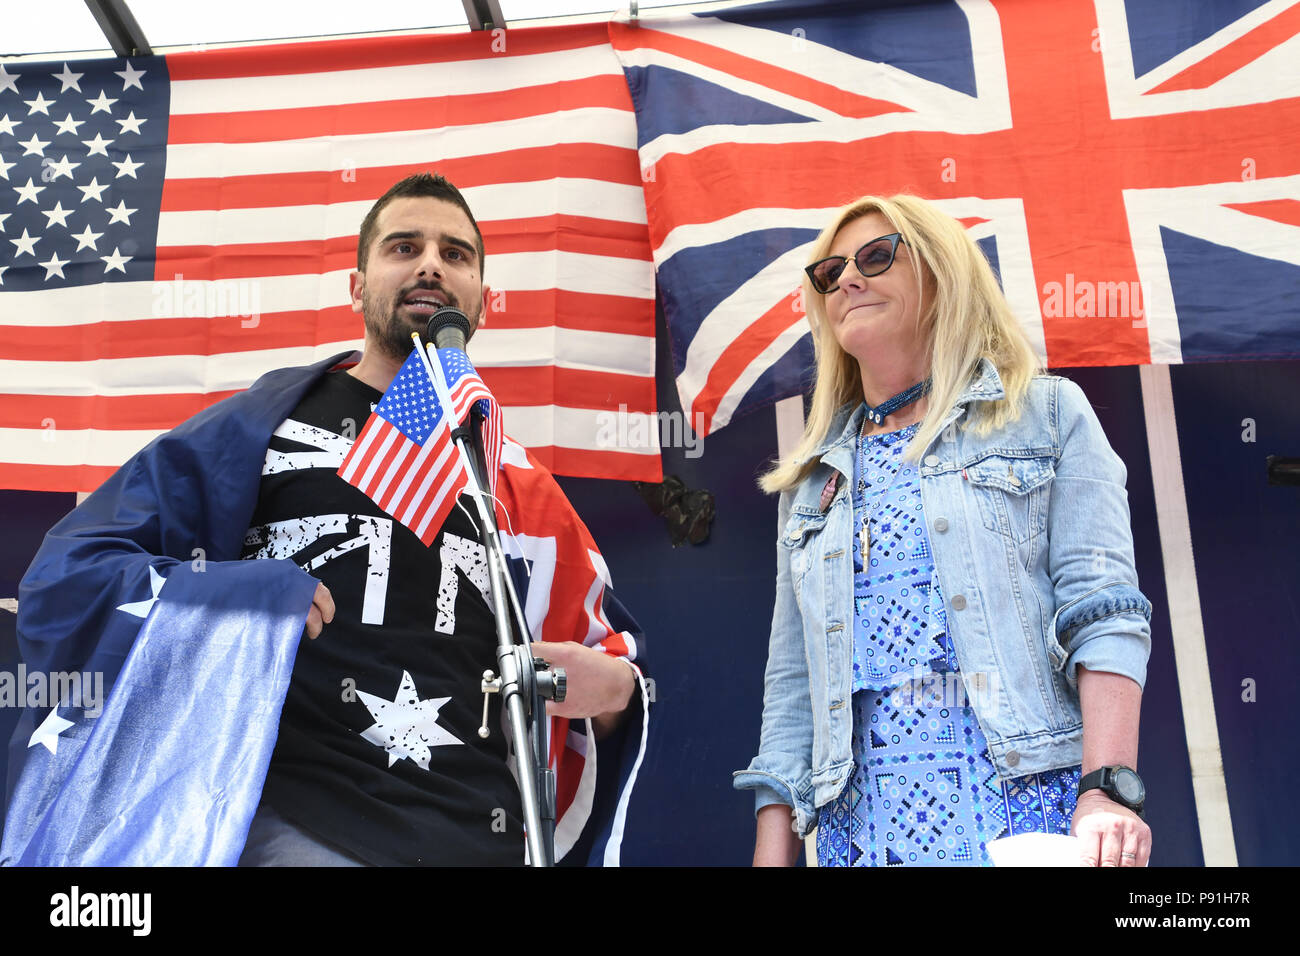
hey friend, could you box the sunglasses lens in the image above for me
[810,257,847,293]
[855,238,897,277]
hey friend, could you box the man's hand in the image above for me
[1072,789,1151,866]
[528,642,636,737]
[305,582,334,639]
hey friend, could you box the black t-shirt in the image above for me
[240,369,524,865]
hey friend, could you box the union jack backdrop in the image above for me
[611,0,1300,437]
[0,23,659,493]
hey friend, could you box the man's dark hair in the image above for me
[356,172,485,274]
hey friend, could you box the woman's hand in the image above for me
[1071,789,1151,866]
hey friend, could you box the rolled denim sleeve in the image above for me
[733,491,818,836]
[1046,379,1152,689]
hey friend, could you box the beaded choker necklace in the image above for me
[862,379,931,426]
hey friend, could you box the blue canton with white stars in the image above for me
[817,418,1080,867]
[0,56,168,290]
[377,349,487,443]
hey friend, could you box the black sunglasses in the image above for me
[805,233,904,294]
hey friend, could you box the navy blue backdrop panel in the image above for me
[0,490,77,824]
[1053,366,1202,866]
[1168,360,1300,867]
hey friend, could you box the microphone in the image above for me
[426,307,472,352]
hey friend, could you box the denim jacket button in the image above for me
[1006,750,1021,767]
[950,593,967,611]
[934,517,949,533]
[924,454,940,467]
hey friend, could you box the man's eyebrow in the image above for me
[379,229,477,262]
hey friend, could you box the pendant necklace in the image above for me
[856,379,929,563]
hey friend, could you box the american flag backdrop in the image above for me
[610,0,1300,438]
[338,346,502,545]
[0,22,659,493]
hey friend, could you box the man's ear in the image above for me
[349,270,364,313]
[474,283,491,333]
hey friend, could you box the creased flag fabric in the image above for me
[610,0,1300,437]
[338,347,502,546]
[0,23,659,493]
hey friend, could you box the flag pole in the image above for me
[412,335,558,867]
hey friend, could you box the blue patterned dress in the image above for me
[816,420,1080,867]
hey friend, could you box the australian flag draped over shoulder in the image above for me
[1,362,325,866]
[611,0,1300,438]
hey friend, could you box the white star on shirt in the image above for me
[13,178,44,205]
[24,91,55,116]
[117,564,166,619]
[82,132,113,157]
[0,114,19,136]
[357,671,463,771]
[86,89,118,114]
[0,265,7,286]
[28,707,75,755]
[100,246,131,273]
[18,133,49,157]
[9,228,39,257]
[77,177,109,203]
[111,153,143,178]
[43,153,79,180]
[115,111,146,135]
[41,201,73,228]
[71,223,102,250]
[52,63,83,92]
[0,210,10,232]
[0,65,19,95]
[115,61,146,91]
[38,251,70,280]
[0,154,14,180]
[105,199,137,224]
[52,112,84,136]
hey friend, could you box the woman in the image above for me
[734,195,1154,867]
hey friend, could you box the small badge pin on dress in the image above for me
[819,473,840,512]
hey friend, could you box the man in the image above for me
[2,174,646,867]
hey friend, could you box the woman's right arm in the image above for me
[741,490,817,865]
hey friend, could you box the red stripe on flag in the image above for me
[525,445,662,482]
[1146,4,1300,94]
[166,23,612,81]
[0,463,119,494]
[159,144,642,212]
[0,392,241,430]
[607,21,912,119]
[1224,198,1300,228]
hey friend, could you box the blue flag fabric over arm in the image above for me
[1,355,349,866]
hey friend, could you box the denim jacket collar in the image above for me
[803,357,1006,471]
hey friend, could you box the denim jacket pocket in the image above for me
[780,508,828,587]
[964,453,1055,545]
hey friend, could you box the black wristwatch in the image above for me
[1078,765,1145,818]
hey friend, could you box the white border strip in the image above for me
[1139,363,1236,866]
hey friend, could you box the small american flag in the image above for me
[338,347,501,545]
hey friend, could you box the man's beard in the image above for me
[362,283,472,362]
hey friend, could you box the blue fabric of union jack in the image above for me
[611,0,1300,438]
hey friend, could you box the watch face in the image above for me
[1114,768,1145,805]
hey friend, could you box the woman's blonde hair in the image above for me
[760,194,1041,494]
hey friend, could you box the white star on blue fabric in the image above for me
[28,707,75,754]
[117,564,166,618]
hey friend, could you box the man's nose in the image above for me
[414,247,446,279]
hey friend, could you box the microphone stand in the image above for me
[411,328,562,868]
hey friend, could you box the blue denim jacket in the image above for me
[733,359,1152,837]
